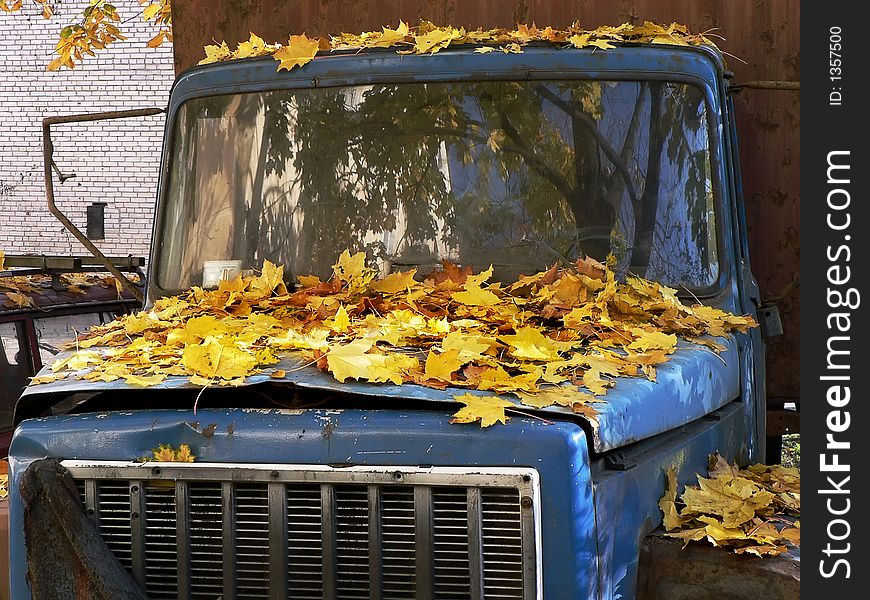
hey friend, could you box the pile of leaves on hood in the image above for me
[34,251,755,427]
[659,454,800,557]
[199,21,721,73]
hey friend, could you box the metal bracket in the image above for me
[604,450,636,471]
[758,303,784,338]
[43,108,165,303]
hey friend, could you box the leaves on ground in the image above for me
[660,454,800,557]
[36,250,755,428]
[196,20,721,72]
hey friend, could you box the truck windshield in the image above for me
[157,79,718,292]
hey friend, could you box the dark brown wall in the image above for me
[171,0,800,415]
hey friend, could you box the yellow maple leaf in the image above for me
[440,330,493,362]
[588,39,616,50]
[29,372,67,385]
[218,275,247,294]
[181,335,257,380]
[779,525,800,546]
[274,34,319,71]
[330,304,351,332]
[234,32,269,58]
[174,444,196,462]
[326,339,387,382]
[450,392,514,427]
[499,327,565,361]
[659,467,686,531]
[474,46,495,53]
[627,328,677,352]
[698,515,752,546]
[499,43,523,54]
[413,26,461,54]
[370,269,417,293]
[332,250,365,281]
[51,350,103,372]
[122,372,167,387]
[451,285,500,306]
[248,260,287,298]
[369,20,410,47]
[150,444,177,461]
[146,31,166,48]
[0,249,5,270]
[199,41,232,65]
[3,290,35,309]
[514,386,596,412]
[293,275,319,290]
[451,267,500,306]
[424,348,464,382]
[476,365,540,394]
[680,475,775,529]
[368,352,418,385]
[734,544,787,557]
[568,33,590,48]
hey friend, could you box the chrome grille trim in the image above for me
[63,461,542,600]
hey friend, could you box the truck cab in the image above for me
[8,43,764,599]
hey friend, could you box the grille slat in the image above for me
[68,464,537,600]
[481,488,524,600]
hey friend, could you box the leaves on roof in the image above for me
[198,20,722,72]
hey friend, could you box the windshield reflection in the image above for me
[158,80,718,291]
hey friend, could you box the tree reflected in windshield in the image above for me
[158,80,717,292]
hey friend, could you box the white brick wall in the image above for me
[0,0,175,259]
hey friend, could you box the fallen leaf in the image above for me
[450,393,514,427]
[273,34,320,71]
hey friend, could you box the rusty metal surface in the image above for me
[170,0,801,419]
[1,271,140,317]
[637,532,799,600]
[0,280,138,316]
[19,459,149,600]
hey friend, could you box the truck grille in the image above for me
[64,462,541,600]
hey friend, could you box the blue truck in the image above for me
[7,42,766,599]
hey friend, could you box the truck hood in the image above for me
[19,337,739,453]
